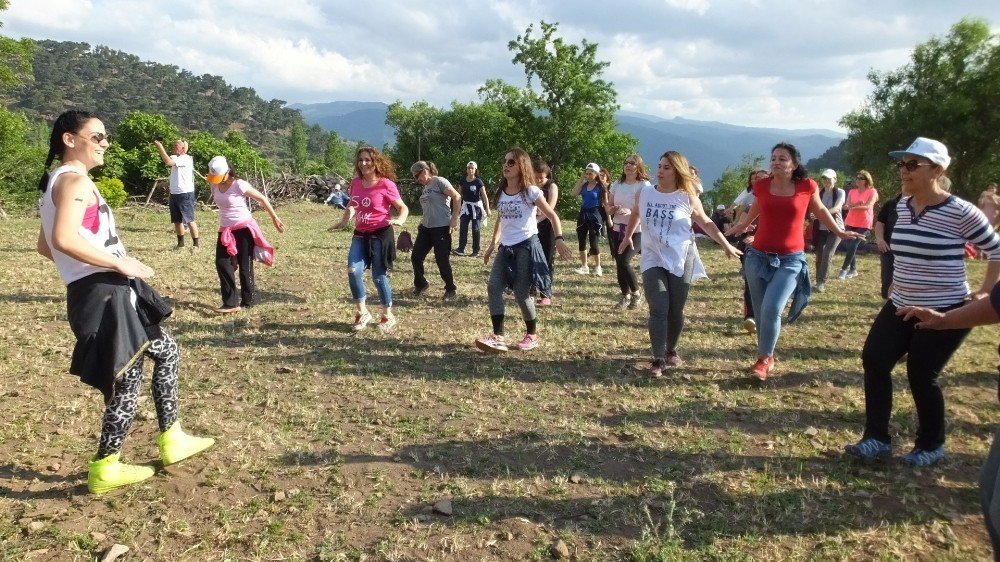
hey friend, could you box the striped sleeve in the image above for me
[958,201,1000,260]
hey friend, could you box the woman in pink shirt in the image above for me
[208,156,285,313]
[838,170,878,280]
[332,146,409,333]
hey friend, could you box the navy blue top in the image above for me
[580,182,602,210]
[460,178,485,203]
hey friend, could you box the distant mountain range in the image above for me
[290,101,846,186]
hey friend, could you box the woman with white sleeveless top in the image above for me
[618,151,742,376]
[36,110,213,494]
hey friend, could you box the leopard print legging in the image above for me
[96,332,180,458]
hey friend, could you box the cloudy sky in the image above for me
[5,1,999,131]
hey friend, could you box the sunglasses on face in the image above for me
[503,158,516,167]
[76,132,110,144]
[624,161,637,166]
[896,160,934,172]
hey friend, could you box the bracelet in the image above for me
[555,235,564,241]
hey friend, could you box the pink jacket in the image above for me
[219,218,275,266]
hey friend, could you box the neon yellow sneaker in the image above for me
[87,453,155,494]
[158,422,215,465]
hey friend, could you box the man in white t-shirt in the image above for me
[154,138,200,249]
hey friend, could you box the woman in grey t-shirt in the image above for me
[410,161,462,300]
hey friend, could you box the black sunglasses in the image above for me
[896,160,934,172]
[503,158,516,167]
[75,132,111,144]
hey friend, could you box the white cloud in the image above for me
[4,0,1000,130]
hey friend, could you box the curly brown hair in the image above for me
[354,146,397,182]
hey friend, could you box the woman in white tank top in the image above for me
[37,110,214,494]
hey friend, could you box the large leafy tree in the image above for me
[387,21,636,216]
[0,1,38,210]
[840,18,1000,198]
[502,21,634,178]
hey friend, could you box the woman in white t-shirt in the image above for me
[619,151,742,377]
[607,154,652,309]
[476,148,572,353]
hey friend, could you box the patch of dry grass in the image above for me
[1,201,997,561]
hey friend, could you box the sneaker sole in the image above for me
[475,340,508,353]
[845,449,892,462]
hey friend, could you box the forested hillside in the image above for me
[11,40,305,161]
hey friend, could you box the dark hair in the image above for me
[771,142,808,182]
[746,169,767,192]
[38,110,99,192]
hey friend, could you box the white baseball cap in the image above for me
[585,162,600,174]
[888,137,951,170]
[820,169,837,179]
[467,161,477,169]
[206,155,230,184]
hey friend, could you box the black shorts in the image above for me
[169,192,196,224]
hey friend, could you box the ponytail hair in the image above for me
[771,142,808,182]
[38,110,99,192]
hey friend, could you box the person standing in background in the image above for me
[534,159,559,306]
[813,169,846,292]
[453,161,490,257]
[607,154,652,309]
[979,183,1000,229]
[874,188,903,300]
[838,170,878,280]
[410,160,461,301]
[154,138,200,250]
[572,162,608,276]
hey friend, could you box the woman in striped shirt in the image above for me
[844,137,1000,467]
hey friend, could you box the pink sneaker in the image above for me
[539,296,552,306]
[516,333,540,351]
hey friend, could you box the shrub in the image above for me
[95,177,127,208]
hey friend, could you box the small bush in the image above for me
[95,177,127,208]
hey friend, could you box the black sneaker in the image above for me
[414,285,429,296]
[443,290,457,302]
[451,249,465,256]
[470,252,480,258]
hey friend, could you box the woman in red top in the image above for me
[727,143,862,380]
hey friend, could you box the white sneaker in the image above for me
[837,270,848,280]
[594,266,603,277]
[574,265,590,275]
[846,270,858,279]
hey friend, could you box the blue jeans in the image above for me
[839,226,869,272]
[347,235,392,307]
[744,248,806,356]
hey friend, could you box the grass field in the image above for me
[2,201,998,561]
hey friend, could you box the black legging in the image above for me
[412,224,456,291]
[577,208,602,255]
[97,332,180,458]
[860,301,970,450]
[216,227,255,308]
[610,228,640,295]
[537,219,556,296]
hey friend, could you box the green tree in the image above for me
[323,131,354,178]
[840,18,1000,198]
[502,21,636,177]
[710,153,766,209]
[0,0,33,95]
[289,121,308,173]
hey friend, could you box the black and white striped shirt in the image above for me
[890,195,1000,308]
